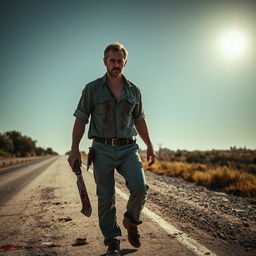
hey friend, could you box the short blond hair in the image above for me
[104,42,128,60]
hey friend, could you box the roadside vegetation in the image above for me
[0,130,58,158]
[140,148,256,200]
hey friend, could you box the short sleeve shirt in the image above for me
[74,74,145,139]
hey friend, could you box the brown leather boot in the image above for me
[122,219,141,248]
[106,242,120,256]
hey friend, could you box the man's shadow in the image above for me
[100,248,137,256]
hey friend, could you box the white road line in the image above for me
[83,164,217,256]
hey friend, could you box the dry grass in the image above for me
[142,159,256,199]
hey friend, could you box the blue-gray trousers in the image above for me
[92,140,148,245]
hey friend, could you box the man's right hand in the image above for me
[68,150,82,171]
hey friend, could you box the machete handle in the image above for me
[73,160,81,175]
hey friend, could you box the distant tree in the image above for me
[19,136,37,156]
[4,131,22,156]
[0,130,59,158]
[0,133,14,156]
[45,147,58,155]
[4,131,36,157]
[35,147,46,156]
[46,147,54,155]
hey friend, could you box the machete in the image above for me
[73,160,92,217]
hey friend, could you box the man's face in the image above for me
[104,50,127,78]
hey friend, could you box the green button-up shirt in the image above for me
[74,74,145,139]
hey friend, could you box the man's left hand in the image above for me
[147,146,156,167]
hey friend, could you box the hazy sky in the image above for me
[0,0,255,154]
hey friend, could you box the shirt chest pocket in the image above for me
[93,96,111,115]
[124,96,138,115]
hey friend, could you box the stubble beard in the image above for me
[107,66,122,78]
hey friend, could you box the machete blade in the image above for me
[76,174,92,217]
[73,160,92,217]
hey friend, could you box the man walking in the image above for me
[68,42,155,256]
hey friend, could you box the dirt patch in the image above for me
[40,187,60,201]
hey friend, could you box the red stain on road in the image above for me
[0,243,66,252]
[0,244,22,251]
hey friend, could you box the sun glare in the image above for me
[218,29,249,60]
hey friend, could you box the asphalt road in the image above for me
[0,156,252,256]
[0,157,58,204]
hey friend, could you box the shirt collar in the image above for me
[99,73,132,88]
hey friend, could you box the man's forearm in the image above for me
[135,119,156,166]
[134,119,153,148]
[71,118,86,151]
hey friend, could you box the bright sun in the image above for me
[218,29,249,59]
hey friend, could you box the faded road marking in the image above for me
[84,164,217,256]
